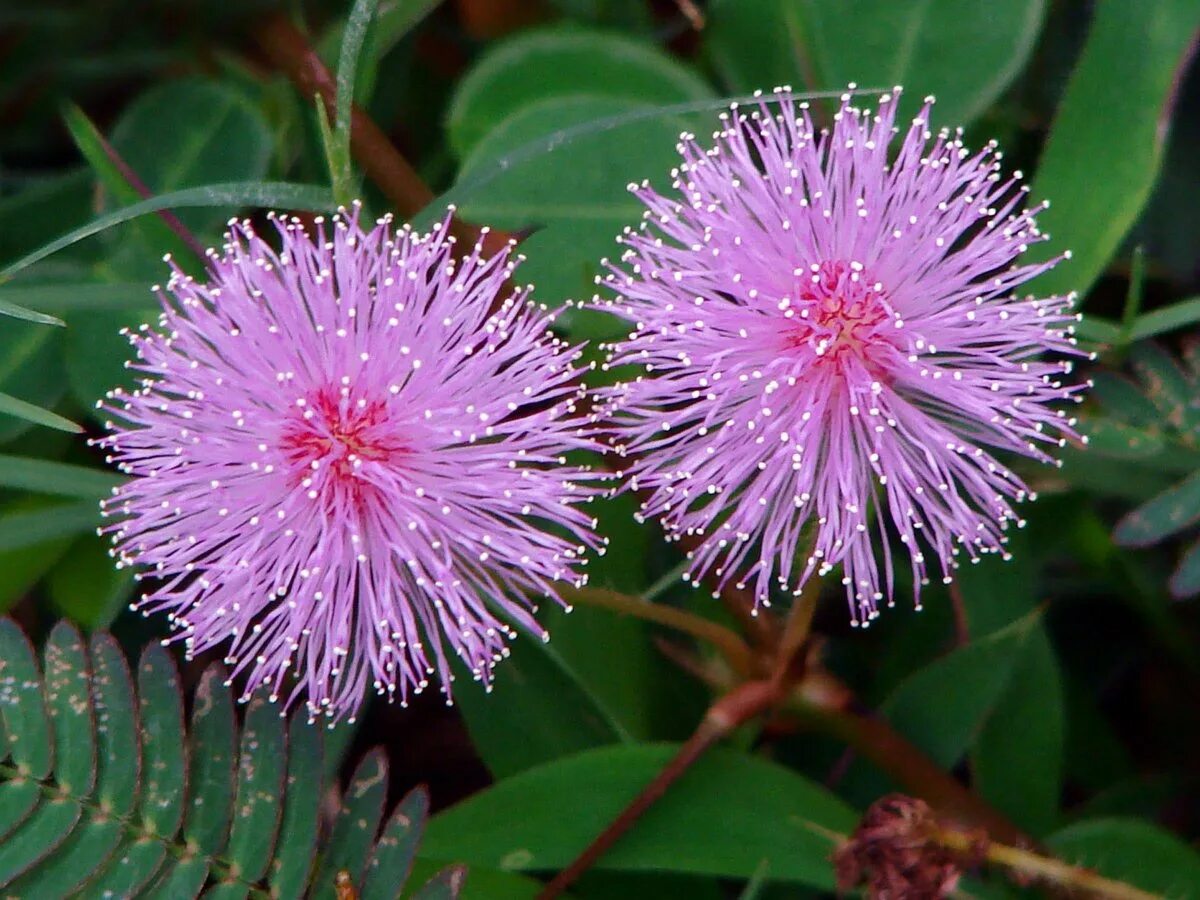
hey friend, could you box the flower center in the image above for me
[786,260,898,370]
[280,387,408,498]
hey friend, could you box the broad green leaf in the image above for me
[223,695,286,885]
[1114,470,1200,547]
[0,170,94,266]
[65,305,158,415]
[362,787,429,900]
[269,712,324,900]
[1047,818,1200,898]
[0,182,336,282]
[706,0,1045,125]
[1169,537,1200,598]
[314,749,389,897]
[1030,0,1200,298]
[108,78,273,236]
[45,533,135,631]
[184,666,236,857]
[423,745,855,887]
[1073,314,1121,345]
[447,26,713,159]
[970,628,1064,837]
[0,454,120,499]
[452,632,631,779]
[1091,372,1160,427]
[449,95,690,337]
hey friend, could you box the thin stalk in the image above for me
[935,828,1160,900]
[567,585,754,676]
[536,680,783,900]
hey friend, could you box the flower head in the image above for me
[98,207,603,720]
[599,88,1084,624]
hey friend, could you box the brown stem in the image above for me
[794,700,1026,846]
[255,12,497,247]
[92,126,208,262]
[536,679,783,899]
[948,581,970,647]
[567,586,754,676]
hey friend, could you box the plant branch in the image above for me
[255,13,439,223]
[934,828,1160,900]
[567,585,754,676]
[536,679,784,899]
[792,698,1026,846]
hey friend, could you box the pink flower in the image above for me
[98,207,604,720]
[599,88,1084,625]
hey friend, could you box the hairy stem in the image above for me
[536,679,783,899]
[255,14,441,223]
[935,828,1160,900]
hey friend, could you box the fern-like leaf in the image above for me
[0,618,465,899]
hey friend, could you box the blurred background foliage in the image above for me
[1,0,1200,897]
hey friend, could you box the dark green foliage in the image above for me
[0,619,463,899]
[1086,340,1200,597]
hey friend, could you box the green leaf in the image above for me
[705,0,1045,125]
[45,533,135,631]
[362,787,429,900]
[422,744,855,887]
[1169,537,1200,598]
[269,714,324,900]
[0,620,462,897]
[65,305,158,416]
[452,633,631,779]
[0,282,153,315]
[0,182,336,282]
[1078,419,1165,459]
[447,26,713,160]
[0,454,120,499]
[0,297,62,327]
[448,95,690,334]
[184,666,236,856]
[1030,0,1200,298]
[0,318,71,440]
[970,628,1064,837]
[314,749,389,897]
[0,619,52,778]
[0,500,100,554]
[0,392,79,435]
[1129,342,1198,431]
[108,78,274,236]
[1046,818,1200,898]
[411,866,469,900]
[1114,470,1200,547]
[1091,372,1160,427]
[135,645,187,838]
[222,695,286,885]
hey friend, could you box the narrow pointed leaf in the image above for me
[1130,296,1200,341]
[0,792,81,888]
[41,622,95,796]
[136,644,187,837]
[0,500,100,553]
[184,666,236,856]
[0,297,62,326]
[141,855,210,900]
[268,712,324,900]
[1114,470,1200,547]
[82,840,167,897]
[0,454,122,500]
[90,633,141,817]
[361,787,429,900]
[1169,537,1200,599]
[315,749,389,895]
[0,282,153,314]
[6,819,122,897]
[0,391,81,433]
[223,695,286,885]
[0,619,52,778]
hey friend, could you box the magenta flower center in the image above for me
[787,260,897,371]
[281,387,409,497]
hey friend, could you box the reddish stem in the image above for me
[536,680,783,899]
